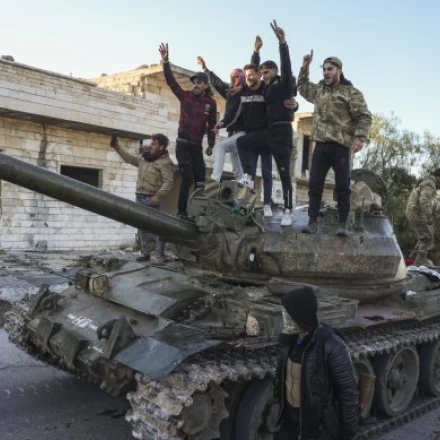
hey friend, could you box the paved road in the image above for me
[0,330,133,440]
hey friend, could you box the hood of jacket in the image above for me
[281,286,318,333]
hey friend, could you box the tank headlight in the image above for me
[88,274,109,297]
[246,315,260,336]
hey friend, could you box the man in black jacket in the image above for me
[197,56,246,183]
[236,61,274,215]
[253,21,298,226]
[276,286,359,440]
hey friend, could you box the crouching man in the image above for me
[275,286,359,440]
[110,134,175,262]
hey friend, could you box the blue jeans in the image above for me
[135,194,164,256]
[237,130,273,205]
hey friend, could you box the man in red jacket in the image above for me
[159,43,217,217]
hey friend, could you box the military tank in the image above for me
[2,152,440,440]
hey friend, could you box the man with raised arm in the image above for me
[251,21,298,226]
[159,43,217,218]
[110,134,174,262]
[298,51,372,237]
[197,56,246,183]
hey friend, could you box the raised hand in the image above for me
[110,134,118,149]
[197,56,207,71]
[303,49,314,68]
[270,20,286,44]
[254,35,263,53]
[351,137,364,153]
[158,43,169,62]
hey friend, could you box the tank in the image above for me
[2,152,440,440]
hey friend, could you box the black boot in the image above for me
[336,223,349,237]
[302,218,318,234]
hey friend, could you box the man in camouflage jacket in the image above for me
[298,52,372,237]
[406,169,440,266]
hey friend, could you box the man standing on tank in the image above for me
[196,56,246,183]
[298,52,372,237]
[406,169,440,267]
[275,285,359,440]
[110,134,174,262]
[252,21,298,226]
[159,43,217,218]
[236,58,274,216]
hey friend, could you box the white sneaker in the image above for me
[237,174,249,185]
[247,180,255,190]
[263,205,273,217]
[281,209,292,226]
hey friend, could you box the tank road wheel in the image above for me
[182,383,228,440]
[353,357,375,419]
[420,340,440,396]
[219,380,250,440]
[235,378,275,440]
[373,346,419,416]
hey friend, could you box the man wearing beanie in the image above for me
[275,286,359,440]
[159,43,217,218]
[298,52,372,237]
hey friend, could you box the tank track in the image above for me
[4,302,32,353]
[126,348,279,439]
[5,303,440,440]
[343,316,440,360]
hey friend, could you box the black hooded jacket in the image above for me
[277,287,359,440]
[252,42,298,126]
[208,70,245,134]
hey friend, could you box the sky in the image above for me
[2,0,439,136]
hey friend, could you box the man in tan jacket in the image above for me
[298,52,372,236]
[110,133,175,261]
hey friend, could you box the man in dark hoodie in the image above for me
[110,134,175,262]
[276,286,359,440]
[196,56,246,183]
[159,43,217,217]
[253,21,298,226]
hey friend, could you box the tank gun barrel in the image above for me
[0,153,198,245]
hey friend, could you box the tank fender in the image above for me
[115,324,222,380]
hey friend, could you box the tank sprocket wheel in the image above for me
[420,340,440,397]
[219,380,250,440]
[235,378,275,440]
[373,346,419,416]
[182,383,228,440]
